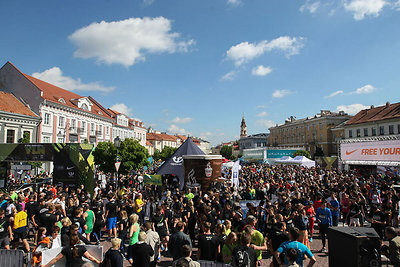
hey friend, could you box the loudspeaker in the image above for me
[328,227,381,267]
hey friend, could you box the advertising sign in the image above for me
[183,155,222,190]
[341,140,400,162]
[267,149,297,159]
[243,148,266,160]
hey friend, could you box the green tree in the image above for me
[293,150,311,158]
[315,146,324,157]
[18,132,30,144]
[220,145,233,159]
[93,138,150,174]
[153,146,177,162]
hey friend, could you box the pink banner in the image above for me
[341,140,400,161]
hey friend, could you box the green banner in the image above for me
[144,174,162,186]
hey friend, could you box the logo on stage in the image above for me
[171,156,183,166]
[205,162,213,177]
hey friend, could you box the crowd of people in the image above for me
[0,163,400,267]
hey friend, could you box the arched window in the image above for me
[58,98,66,104]
[81,103,89,110]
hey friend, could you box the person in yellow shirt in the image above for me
[13,204,30,252]
[135,193,144,223]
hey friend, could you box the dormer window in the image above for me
[81,103,89,110]
[58,98,66,104]
[98,111,103,115]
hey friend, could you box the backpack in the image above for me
[232,247,251,267]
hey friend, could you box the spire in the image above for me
[240,115,247,138]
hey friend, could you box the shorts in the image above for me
[0,237,10,247]
[14,230,28,240]
[106,217,117,230]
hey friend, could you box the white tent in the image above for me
[292,156,315,168]
[274,156,295,164]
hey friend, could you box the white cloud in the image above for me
[168,124,187,135]
[272,89,291,98]
[69,17,195,67]
[227,0,241,6]
[394,0,400,10]
[256,111,268,117]
[344,0,387,20]
[335,104,369,115]
[221,71,236,81]
[251,65,272,76]
[325,90,344,98]
[226,36,305,66]
[256,105,266,109]
[32,67,115,93]
[110,103,133,116]
[350,84,376,94]
[257,119,276,129]
[300,1,320,13]
[143,0,155,5]
[171,117,193,124]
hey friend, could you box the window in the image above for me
[98,125,102,135]
[58,116,65,128]
[320,133,323,141]
[42,136,51,143]
[348,130,353,138]
[319,123,322,130]
[81,121,86,133]
[44,113,51,125]
[379,126,385,135]
[106,126,109,135]
[81,103,89,110]
[6,129,15,143]
[364,128,368,137]
[57,137,64,143]
[23,131,30,142]
[70,119,76,129]
[58,98,66,104]
[356,129,361,137]
[372,127,377,136]
[389,125,394,134]
[398,124,400,134]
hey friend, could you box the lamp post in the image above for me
[114,136,121,181]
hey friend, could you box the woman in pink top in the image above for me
[341,193,350,226]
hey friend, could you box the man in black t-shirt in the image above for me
[131,231,154,267]
[198,222,219,261]
[105,195,119,239]
[71,207,87,234]
[268,222,290,267]
[0,209,12,249]
[232,232,257,267]
[40,204,58,234]
[368,205,386,239]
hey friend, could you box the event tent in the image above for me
[292,156,315,168]
[156,138,205,189]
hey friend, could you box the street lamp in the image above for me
[114,136,121,180]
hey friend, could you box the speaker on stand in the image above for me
[327,227,381,267]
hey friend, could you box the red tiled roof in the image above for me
[22,73,112,120]
[146,141,153,146]
[0,92,38,117]
[346,102,400,125]
[146,133,176,142]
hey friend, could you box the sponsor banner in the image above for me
[341,140,400,162]
[267,149,297,159]
[243,149,266,160]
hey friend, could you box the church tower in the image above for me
[240,115,247,138]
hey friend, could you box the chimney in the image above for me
[370,105,374,109]
[386,102,390,107]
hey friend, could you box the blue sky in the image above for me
[1,0,400,145]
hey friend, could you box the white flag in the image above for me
[231,160,240,187]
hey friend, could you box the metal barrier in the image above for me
[0,249,26,267]
[41,245,103,267]
[198,260,231,267]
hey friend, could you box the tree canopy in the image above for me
[93,138,149,174]
[153,146,178,162]
[220,145,233,160]
[293,150,311,158]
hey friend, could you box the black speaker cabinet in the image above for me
[328,227,381,267]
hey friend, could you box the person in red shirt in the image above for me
[305,201,316,242]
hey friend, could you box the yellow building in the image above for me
[268,110,351,157]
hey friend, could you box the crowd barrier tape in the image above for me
[198,260,231,267]
[41,245,103,267]
[0,249,26,267]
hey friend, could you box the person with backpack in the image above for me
[231,232,257,267]
[101,238,123,267]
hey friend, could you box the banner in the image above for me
[144,174,162,186]
[231,160,240,187]
[341,140,400,162]
[267,149,297,159]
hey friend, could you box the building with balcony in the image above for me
[268,110,351,157]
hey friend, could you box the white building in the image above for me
[0,91,40,143]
